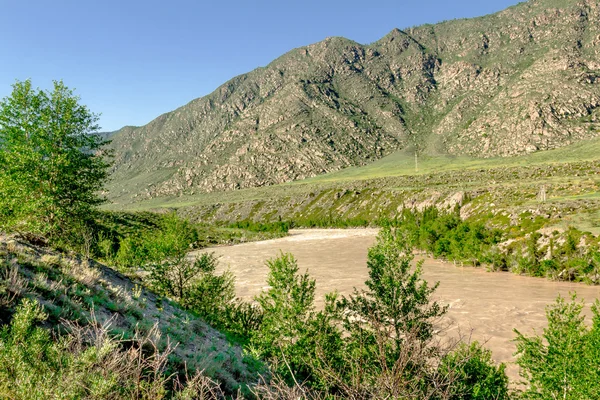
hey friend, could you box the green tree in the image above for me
[0,80,110,237]
[514,294,600,399]
[142,214,236,323]
[252,253,316,381]
[354,227,446,345]
[313,227,451,398]
[145,213,199,300]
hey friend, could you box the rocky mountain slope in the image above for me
[106,0,600,201]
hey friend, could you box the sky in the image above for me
[0,0,521,132]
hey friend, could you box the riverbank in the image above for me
[194,228,600,380]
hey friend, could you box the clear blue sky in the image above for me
[0,0,521,132]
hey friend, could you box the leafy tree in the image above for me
[0,80,110,237]
[330,227,447,396]
[179,254,236,322]
[354,227,446,345]
[140,213,236,323]
[145,213,201,300]
[252,253,316,381]
[145,212,198,263]
[514,294,600,399]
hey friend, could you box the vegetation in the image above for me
[0,298,226,399]
[439,342,509,400]
[0,80,110,240]
[226,220,290,234]
[514,294,600,399]
[1,63,600,397]
[0,233,265,397]
[389,207,502,266]
[4,216,600,398]
[228,227,510,398]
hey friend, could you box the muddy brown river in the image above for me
[194,229,600,379]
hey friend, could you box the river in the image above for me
[193,228,600,379]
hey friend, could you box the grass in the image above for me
[104,136,600,212]
[0,235,266,395]
[304,136,600,183]
[101,137,600,239]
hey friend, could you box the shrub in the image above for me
[251,253,316,382]
[181,261,236,324]
[115,236,149,270]
[438,342,509,400]
[314,227,451,398]
[514,294,600,399]
[221,301,264,339]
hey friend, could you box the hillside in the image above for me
[104,136,600,241]
[106,0,600,203]
[0,234,263,395]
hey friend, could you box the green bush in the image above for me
[222,301,264,339]
[387,207,502,266]
[514,294,600,399]
[251,253,316,382]
[317,227,450,398]
[180,256,236,324]
[115,236,149,270]
[439,342,509,400]
[227,220,290,234]
[245,227,509,398]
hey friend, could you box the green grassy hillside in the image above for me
[307,136,600,183]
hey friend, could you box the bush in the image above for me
[388,207,502,266]
[514,294,600,399]
[222,301,264,339]
[180,256,236,324]
[251,253,316,382]
[313,227,451,398]
[438,342,509,400]
[227,220,290,234]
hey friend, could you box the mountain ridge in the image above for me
[106,0,600,203]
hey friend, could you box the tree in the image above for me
[0,80,110,237]
[328,227,448,397]
[353,227,447,346]
[514,294,600,399]
[252,253,317,382]
[142,213,236,323]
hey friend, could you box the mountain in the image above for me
[97,131,117,142]
[106,0,600,202]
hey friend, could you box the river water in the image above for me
[193,228,600,379]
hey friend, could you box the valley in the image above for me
[2,0,600,397]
